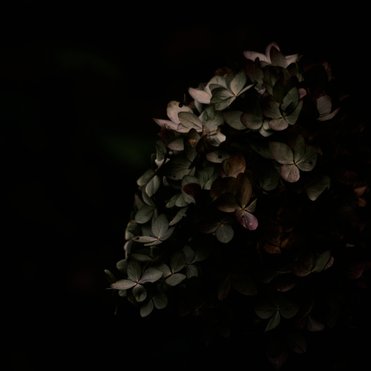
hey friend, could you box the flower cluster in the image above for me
[106,43,370,366]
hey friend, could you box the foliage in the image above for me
[106,43,371,368]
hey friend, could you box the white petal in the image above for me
[188,87,211,104]
[153,118,179,131]
[284,54,299,66]
[166,100,192,124]
[243,51,269,63]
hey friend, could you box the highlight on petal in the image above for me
[236,209,258,230]
[188,87,211,104]
[166,100,192,124]
[243,51,269,63]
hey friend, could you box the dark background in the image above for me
[4,3,370,369]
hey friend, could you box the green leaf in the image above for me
[165,273,187,286]
[241,111,263,130]
[125,220,139,240]
[133,235,159,244]
[115,259,127,273]
[140,300,154,317]
[263,99,281,119]
[104,269,115,283]
[197,166,217,190]
[312,250,332,273]
[169,207,188,226]
[111,279,136,290]
[215,223,234,243]
[255,301,276,319]
[223,111,245,130]
[268,117,288,131]
[270,46,286,67]
[151,214,169,238]
[279,299,299,319]
[137,169,155,187]
[131,253,152,262]
[210,87,236,110]
[170,251,186,272]
[156,263,172,277]
[127,260,142,281]
[316,95,332,115]
[167,137,184,151]
[140,267,163,283]
[265,310,281,332]
[269,142,294,164]
[165,155,192,180]
[295,148,317,172]
[135,205,155,224]
[281,87,299,112]
[305,175,330,201]
[153,293,168,309]
[186,265,198,278]
[229,71,247,95]
[133,284,147,302]
[178,112,203,132]
[145,175,160,197]
[284,100,302,125]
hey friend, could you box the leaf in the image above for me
[281,87,299,112]
[131,253,152,262]
[169,207,188,226]
[295,150,317,172]
[197,166,217,190]
[133,235,159,244]
[156,263,172,277]
[312,251,332,273]
[140,300,154,317]
[255,301,276,319]
[111,279,136,290]
[178,112,203,132]
[165,155,192,180]
[229,71,247,95]
[283,100,303,125]
[223,111,245,130]
[270,46,286,67]
[127,260,142,281]
[237,174,252,207]
[133,284,147,302]
[115,259,126,272]
[137,169,155,187]
[165,273,187,286]
[151,214,169,238]
[104,269,115,283]
[215,223,234,243]
[170,251,186,272]
[210,87,235,110]
[186,265,198,278]
[316,95,332,115]
[263,99,281,119]
[269,142,294,164]
[268,117,288,131]
[167,137,184,151]
[241,111,263,130]
[153,293,168,309]
[279,299,299,319]
[265,310,281,332]
[135,205,154,224]
[280,164,300,182]
[125,220,139,240]
[140,267,163,283]
[306,175,330,201]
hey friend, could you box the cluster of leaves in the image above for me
[106,43,371,368]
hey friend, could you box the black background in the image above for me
[4,2,370,369]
